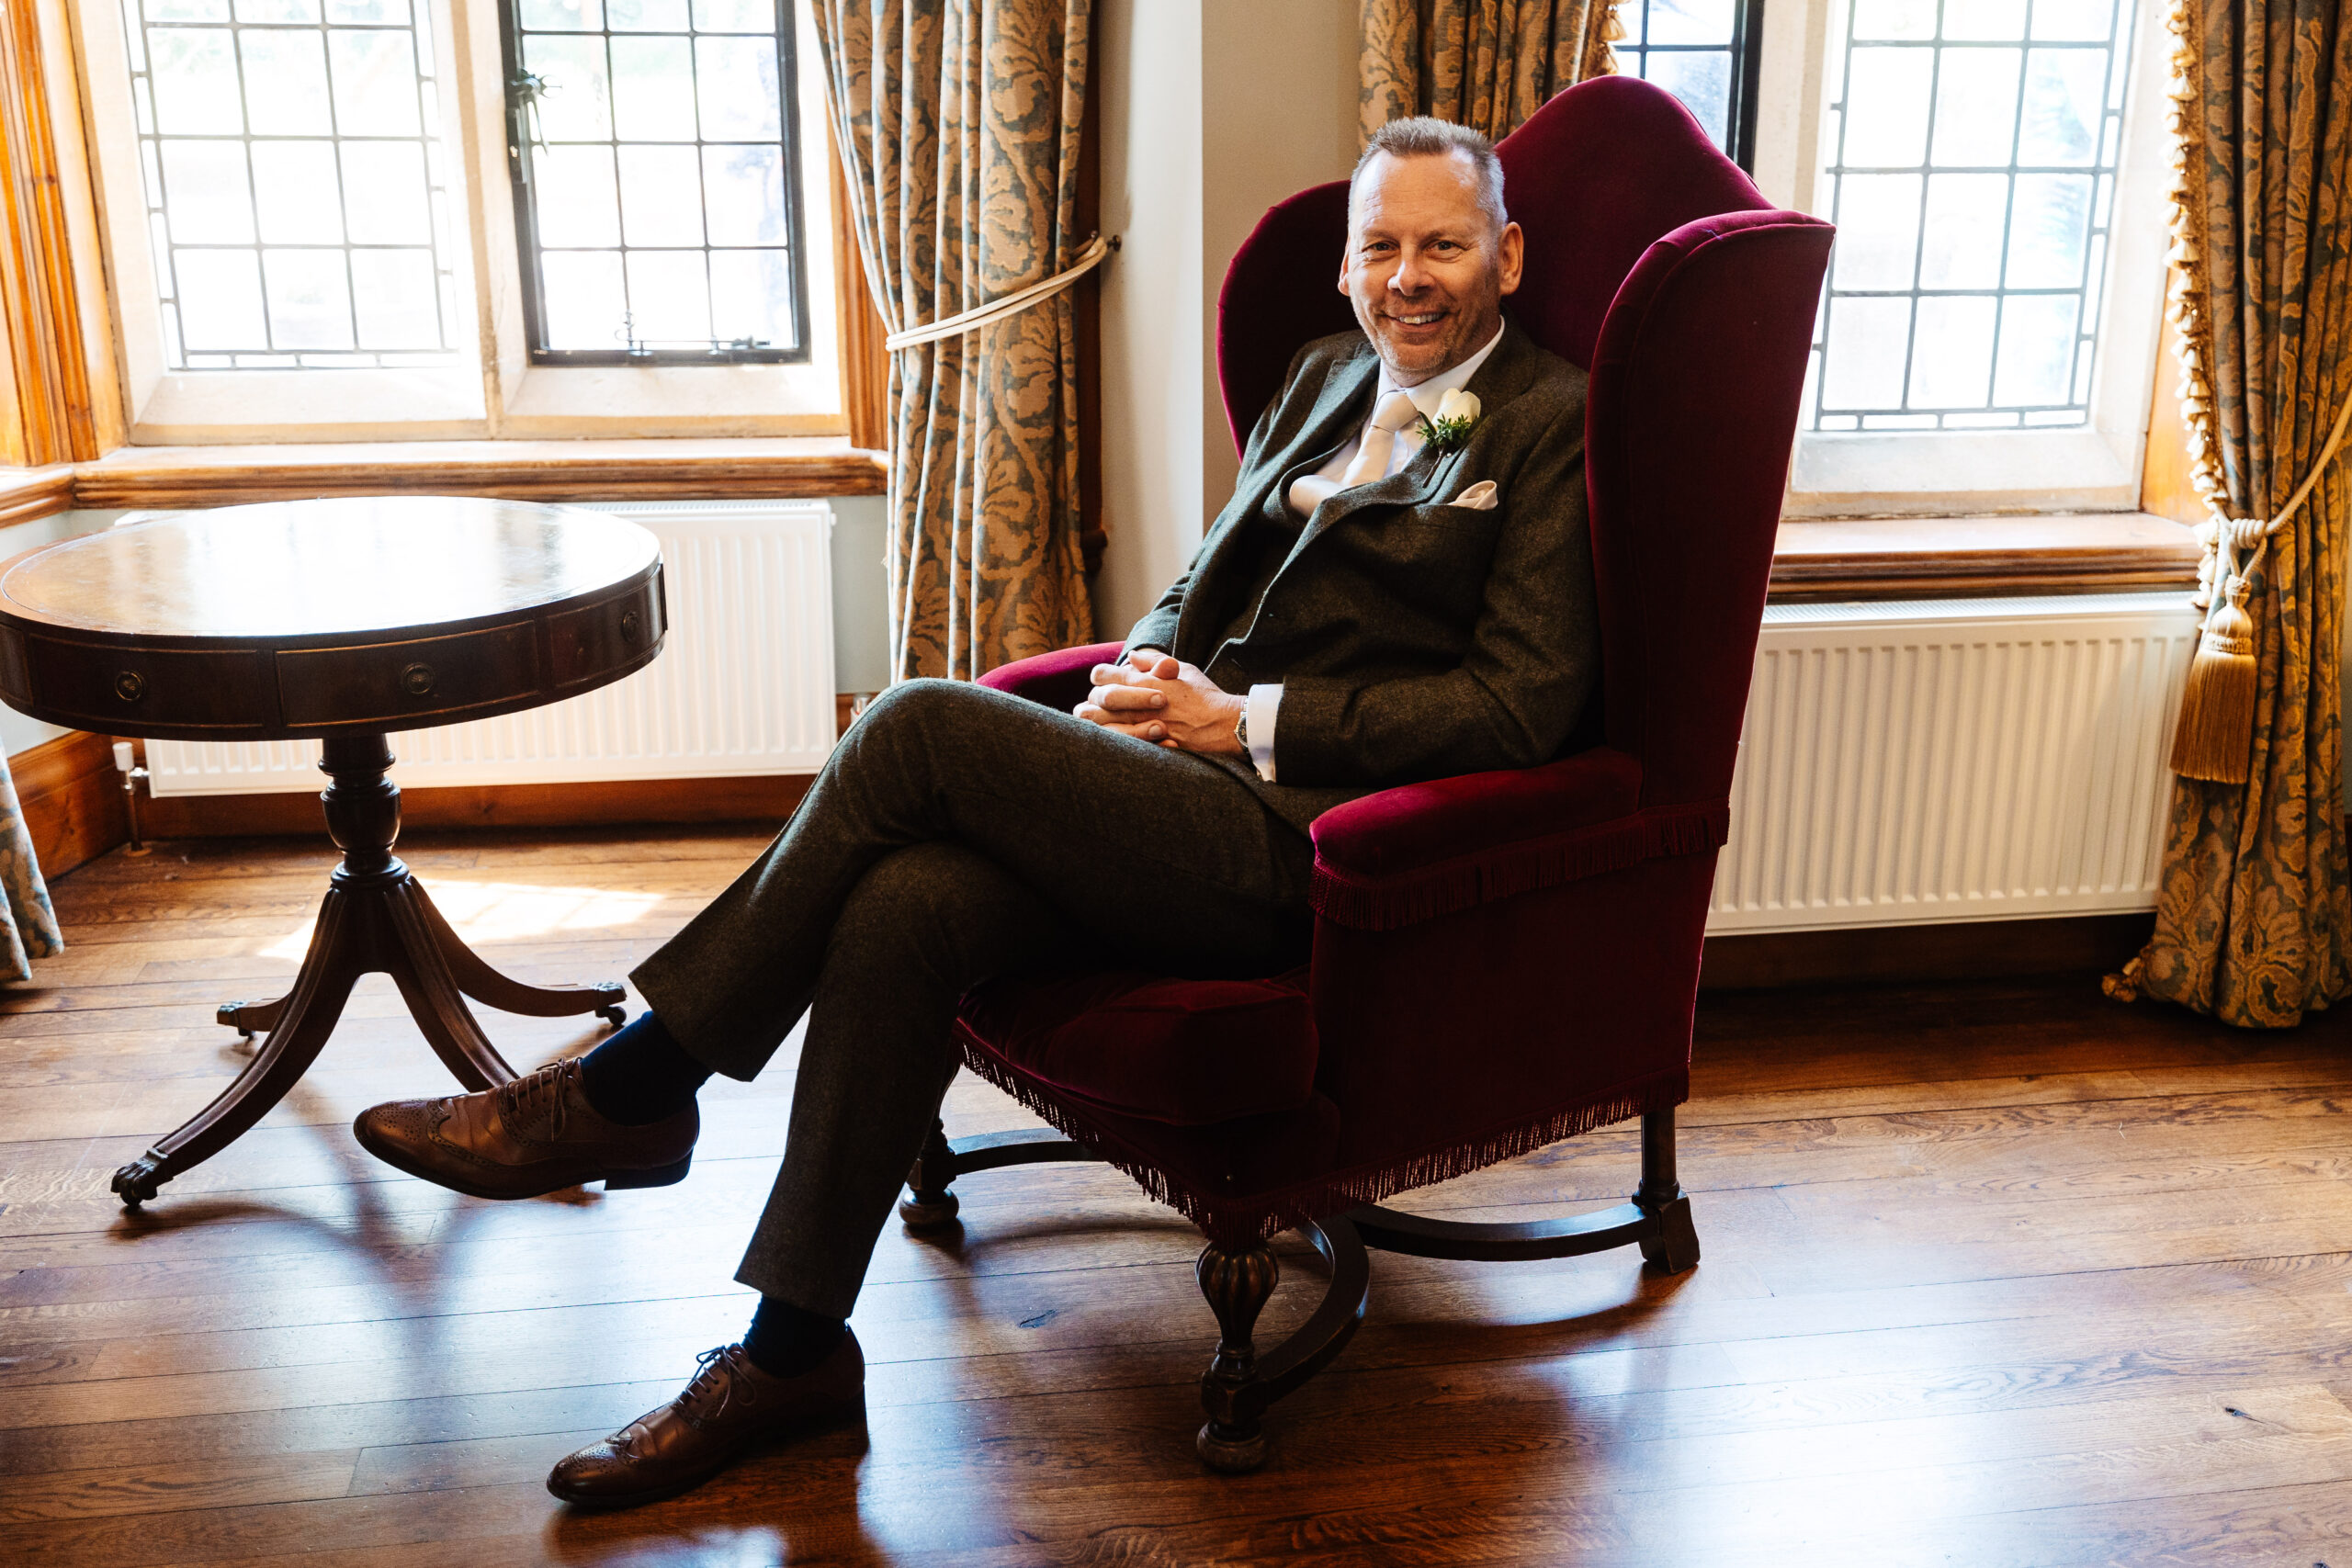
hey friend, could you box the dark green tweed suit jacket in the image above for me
[1124,319,1599,833]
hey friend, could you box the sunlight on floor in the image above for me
[257,880,666,961]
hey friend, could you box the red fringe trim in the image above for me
[955,1032,1689,1249]
[1308,802,1729,931]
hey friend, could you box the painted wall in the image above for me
[1092,0,1359,641]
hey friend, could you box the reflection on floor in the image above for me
[3,827,2350,1566]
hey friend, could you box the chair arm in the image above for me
[978,641,1125,713]
[1306,747,1726,931]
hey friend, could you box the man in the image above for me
[353,115,1596,1508]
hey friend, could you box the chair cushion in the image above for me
[957,966,1317,1127]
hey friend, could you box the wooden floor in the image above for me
[4,828,2351,1567]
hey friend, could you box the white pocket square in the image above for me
[1452,479,1498,511]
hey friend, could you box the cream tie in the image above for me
[1340,390,1422,490]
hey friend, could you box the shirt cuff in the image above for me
[1246,683,1282,783]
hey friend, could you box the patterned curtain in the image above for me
[1359,0,1621,143]
[2108,0,2352,1026]
[812,0,1095,681]
[0,755,61,981]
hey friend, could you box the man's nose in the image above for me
[1388,248,1430,293]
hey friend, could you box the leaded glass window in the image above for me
[119,0,462,369]
[1808,0,2139,431]
[1618,0,1767,168]
[499,0,810,364]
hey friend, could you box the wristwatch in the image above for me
[1233,705,1249,752]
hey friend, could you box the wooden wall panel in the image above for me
[10,728,127,876]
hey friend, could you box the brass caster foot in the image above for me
[1195,1421,1266,1474]
[594,1004,627,1030]
[898,1190,960,1230]
[111,1153,167,1208]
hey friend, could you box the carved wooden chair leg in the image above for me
[1634,1107,1701,1274]
[1195,1241,1281,1473]
[897,1119,961,1229]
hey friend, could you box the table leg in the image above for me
[407,880,627,1026]
[112,892,366,1206]
[119,733,627,1209]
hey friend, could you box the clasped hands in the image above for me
[1074,649,1245,756]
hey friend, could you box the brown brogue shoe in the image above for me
[548,1334,865,1508]
[352,1057,696,1200]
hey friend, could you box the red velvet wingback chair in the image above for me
[899,77,1834,1470]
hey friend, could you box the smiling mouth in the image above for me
[1388,311,1447,327]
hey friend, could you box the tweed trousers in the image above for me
[628,677,1315,1317]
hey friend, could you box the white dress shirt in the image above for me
[1242,324,1505,783]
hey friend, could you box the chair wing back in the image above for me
[1590,212,1832,810]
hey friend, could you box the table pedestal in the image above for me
[110,735,628,1207]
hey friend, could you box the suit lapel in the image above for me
[1173,344,1381,660]
[1275,321,1546,569]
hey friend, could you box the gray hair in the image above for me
[1351,118,1509,233]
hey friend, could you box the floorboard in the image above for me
[3,828,2348,1566]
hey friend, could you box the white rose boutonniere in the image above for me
[1419,388,1483,454]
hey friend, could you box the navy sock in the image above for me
[743,1295,846,1379]
[577,1011,711,1126]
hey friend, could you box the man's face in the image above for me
[1339,150,1524,387]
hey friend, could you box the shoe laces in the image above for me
[679,1345,755,1426]
[492,1059,573,1140]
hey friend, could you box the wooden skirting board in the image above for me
[7,728,126,877]
[1697,911,2157,991]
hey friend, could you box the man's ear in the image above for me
[1497,221,1526,298]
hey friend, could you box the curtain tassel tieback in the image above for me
[2171,388,2352,784]
[881,234,1117,354]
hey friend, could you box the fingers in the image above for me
[1088,682,1166,714]
[1072,702,1168,741]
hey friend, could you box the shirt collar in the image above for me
[1375,321,1507,421]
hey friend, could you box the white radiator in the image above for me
[144,499,838,795]
[1707,592,2203,933]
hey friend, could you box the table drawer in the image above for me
[276,622,540,728]
[546,576,666,691]
[22,637,274,730]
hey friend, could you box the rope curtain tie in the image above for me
[881,233,1119,354]
[2170,387,2352,784]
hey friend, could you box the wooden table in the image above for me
[0,496,668,1206]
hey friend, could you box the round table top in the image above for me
[0,496,662,644]
[0,495,669,742]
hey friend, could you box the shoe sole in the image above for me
[545,1404,866,1510]
[351,1117,692,1201]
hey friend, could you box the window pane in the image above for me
[262,248,354,348]
[120,0,463,367]
[506,0,808,359]
[541,249,627,348]
[1614,0,1758,163]
[1809,0,2134,429]
[158,141,254,242]
[1641,51,1731,150]
[1908,294,1998,408]
[1918,173,2007,288]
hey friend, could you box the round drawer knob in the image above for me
[114,670,145,703]
[619,608,642,645]
[400,662,435,697]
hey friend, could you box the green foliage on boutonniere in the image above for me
[1417,388,1483,454]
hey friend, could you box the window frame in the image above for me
[67,0,848,443]
[1749,0,2173,518]
[493,0,816,367]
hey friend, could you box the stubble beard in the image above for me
[1356,274,1504,386]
